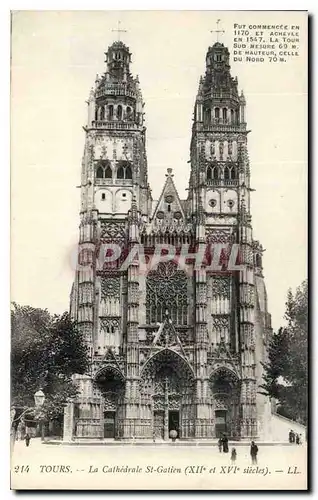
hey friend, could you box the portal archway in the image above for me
[209,367,241,439]
[94,366,125,439]
[141,349,195,440]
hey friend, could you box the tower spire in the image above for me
[111,20,127,41]
[210,19,225,43]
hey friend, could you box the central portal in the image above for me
[153,410,180,440]
[141,349,195,440]
[215,410,228,438]
[104,411,115,438]
[169,410,179,437]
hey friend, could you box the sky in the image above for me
[10,10,307,331]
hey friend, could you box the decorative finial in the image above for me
[112,20,127,41]
[166,168,173,178]
[240,90,246,104]
[196,195,204,224]
[210,19,225,43]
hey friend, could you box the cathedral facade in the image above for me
[65,39,272,441]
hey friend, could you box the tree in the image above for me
[282,280,308,423]
[11,303,90,433]
[259,327,290,399]
[260,280,308,424]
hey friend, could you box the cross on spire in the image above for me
[112,20,127,41]
[210,19,225,43]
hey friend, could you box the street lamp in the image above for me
[11,388,46,449]
[33,389,46,440]
[34,389,45,408]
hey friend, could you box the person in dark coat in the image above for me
[218,438,222,452]
[222,434,229,453]
[295,433,300,445]
[25,433,31,447]
[250,441,258,464]
[289,429,295,443]
[231,448,237,463]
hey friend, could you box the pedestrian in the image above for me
[295,433,300,445]
[289,429,293,443]
[250,441,258,465]
[231,448,237,463]
[299,434,302,445]
[218,437,222,452]
[222,434,229,453]
[290,430,295,443]
[25,433,31,447]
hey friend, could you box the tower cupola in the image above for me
[105,41,131,81]
[206,42,230,71]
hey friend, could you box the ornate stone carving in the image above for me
[100,318,120,332]
[213,316,229,329]
[100,145,107,158]
[146,262,188,325]
[206,228,234,243]
[219,142,224,159]
[103,392,118,411]
[101,277,120,299]
[212,276,231,298]
[100,221,127,240]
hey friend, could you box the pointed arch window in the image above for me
[96,160,112,180]
[224,166,230,180]
[207,164,220,182]
[105,166,112,179]
[212,165,220,180]
[207,165,212,181]
[108,105,114,120]
[100,106,105,120]
[205,108,211,124]
[215,107,220,119]
[256,254,262,268]
[117,105,123,120]
[117,166,124,179]
[146,262,188,326]
[126,106,132,120]
[222,108,227,121]
[116,161,132,180]
[96,166,104,179]
[125,165,132,179]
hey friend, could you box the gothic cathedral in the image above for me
[66,39,272,441]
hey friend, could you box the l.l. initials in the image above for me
[288,466,300,474]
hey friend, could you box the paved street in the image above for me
[11,438,307,490]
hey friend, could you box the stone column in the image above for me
[63,403,74,442]
[194,185,211,438]
[238,228,257,438]
[122,199,141,439]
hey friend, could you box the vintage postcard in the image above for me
[10,10,308,490]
